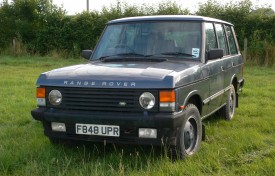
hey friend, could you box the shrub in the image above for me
[0,0,274,66]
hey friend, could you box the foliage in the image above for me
[0,0,274,65]
[0,1,15,48]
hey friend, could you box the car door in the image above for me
[213,23,232,105]
[203,22,224,114]
[222,25,240,94]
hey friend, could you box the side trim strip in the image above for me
[201,103,226,120]
[203,86,231,105]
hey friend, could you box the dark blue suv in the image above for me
[31,15,245,159]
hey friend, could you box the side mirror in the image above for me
[81,50,93,60]
[207,49,224,61]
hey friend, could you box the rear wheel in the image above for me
[168,104,202,159]
[221,84,236,120]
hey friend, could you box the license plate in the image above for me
[75,123,120,137]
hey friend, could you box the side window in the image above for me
[205,23,217,52]
[215,23,229,56]
[225,25,238,55]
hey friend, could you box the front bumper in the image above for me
[31,108,185,145]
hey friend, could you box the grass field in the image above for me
[0,55,275,175]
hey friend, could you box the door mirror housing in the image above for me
[207,49,224,61]
[82,50,93,60]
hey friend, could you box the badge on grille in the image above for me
[119,102,127,107]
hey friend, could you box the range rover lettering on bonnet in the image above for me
[63,80,136,87]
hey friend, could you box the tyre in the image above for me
[168,104,202,159]
[222,84,236,120]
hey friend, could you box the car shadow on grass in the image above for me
[51,139,168,163]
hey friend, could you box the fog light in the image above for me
[37,98,46,106]
[139,128,157,138]
[51,122,66,132]
[160,102,175,111]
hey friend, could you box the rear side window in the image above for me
[215,23,229,56]
[225,25,238,55]
[205,23,217,52]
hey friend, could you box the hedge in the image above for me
[0,0,274,65]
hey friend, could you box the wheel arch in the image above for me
[230,74,239,107]
[183,90,203,115]
[230,74,238,92]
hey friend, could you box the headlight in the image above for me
[139,92,155,110]
[49,90,62,105]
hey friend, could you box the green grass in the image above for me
[0,55,275,175]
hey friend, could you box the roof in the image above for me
[107,15,233,26]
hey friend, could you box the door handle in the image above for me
[221,66,225,71]
[232,62,236,67]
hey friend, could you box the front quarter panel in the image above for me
[174,64,209,116]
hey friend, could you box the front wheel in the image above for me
[168,104,202,159]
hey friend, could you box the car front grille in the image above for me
[46,87,158,112]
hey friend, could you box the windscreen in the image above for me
[92,21,202,60]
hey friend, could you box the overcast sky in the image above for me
[51,0,275,15]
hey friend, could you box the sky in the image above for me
[51,0,275,15]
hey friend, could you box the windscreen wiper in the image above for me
[99,53,167,62]
[160,52,195,57]
[99,53,147,61]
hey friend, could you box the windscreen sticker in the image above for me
[192,48,200,58]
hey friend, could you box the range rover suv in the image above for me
[31,15,245,159]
